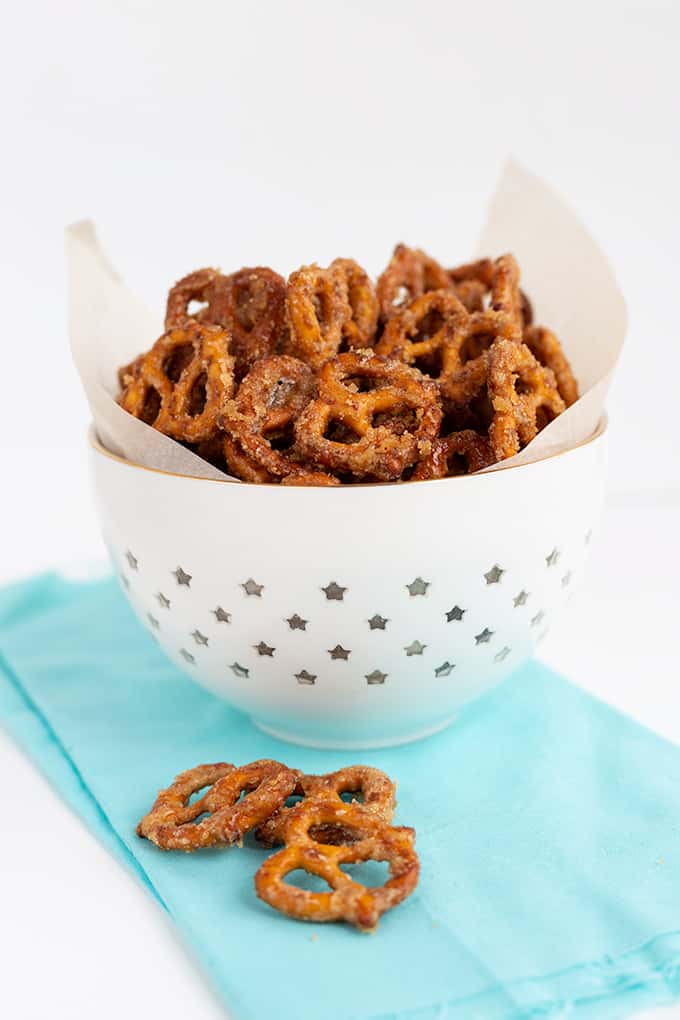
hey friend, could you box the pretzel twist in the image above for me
[254,800,419,930]
[488,338,566,459]
[524,325,578,406]
[411,429,494,480]
[294,351,442,480]
[376,244,452,320]
[256,766,396,847]
[136,760,297,851]
[166,266,287,380]
[221,355,318,478]
[284,259,378,368]
[118,321,235,443]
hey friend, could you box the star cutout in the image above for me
[434,661,455,677]
[287,614,308,631]
[295,669,316,685]
[368,614,388,630]
[513,590,529,608]
[192,629,209,646]
[173,566,192,587]
[561,571,572,587]
[180,648,195,664]
[255,641,275,656]
[404,639,426,656]
[213,606,231,623]
[156,592,171,609]
[531,610,545,628]
[322,581,347,601]
[484,565,504,585]
[119,573,130,589]
[230,662,249,678]
[328,644,351,660]
[242,578,264,597]
[494,646,511,663]
[125,550,138,570]
[406,577,429,597]
[545,548,560,568]
[475,627,494,645]
[446,605,465,622]
[366,669,387,685]
[147,613,159,629]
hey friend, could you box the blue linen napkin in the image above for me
[2,573,680,1020]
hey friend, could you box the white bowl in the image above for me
[90,421,606,748]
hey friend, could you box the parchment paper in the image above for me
[66,160,626,480]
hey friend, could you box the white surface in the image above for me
[1,0,679,1017]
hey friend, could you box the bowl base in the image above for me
[252,714,458,750]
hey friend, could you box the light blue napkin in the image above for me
[2,573,680,1020]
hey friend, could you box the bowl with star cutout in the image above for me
[90,418,607,749]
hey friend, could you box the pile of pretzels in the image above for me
[118,246,578,483]
[137,759,418,931]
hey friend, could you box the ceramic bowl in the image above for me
[90,420,606,748]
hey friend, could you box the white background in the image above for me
[1,2,679,1018]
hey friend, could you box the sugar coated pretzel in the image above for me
[294,351,442,481]
[280,471,340,486]
[376,288,469,378]
[285,263,351,368]
[136,759,297,851]
[488,338,566,459]
[118,321,235,443]
[166,266,287,381]
[165,267,228,330]
[254,800,419,930]
[285,259,378,368]
[256,765,396,847]
[221,355,318,479]
[411,429,494,480]
[210,267,288,380]
[379,256,523,399]
[331,258,379,350]
[376,243,452,321]
[524,325,578,406]
[449,256,533,327]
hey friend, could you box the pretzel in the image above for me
[488,338,566,459]
[411,429,494,479]
[524,325,578,406]
[448,257,495,288]
[379,256,523,389]
[284,262,351,368]
[284,259,378,368]
[280,471,340,486]
[167,267,287,381]
[256,766,396,847]
[222,434,276,482]
[222,355,317,478]
[449,256,533,327]
[375,289,469,378]
[376,244,453,321]
[213,267,288,380]
[254,800,419,930]
[331,258,379,350]
[223,439,339,486]
[165,267,228,330]
[136,760,297,851]
[118,322,235,442]
[294,351,442,480]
